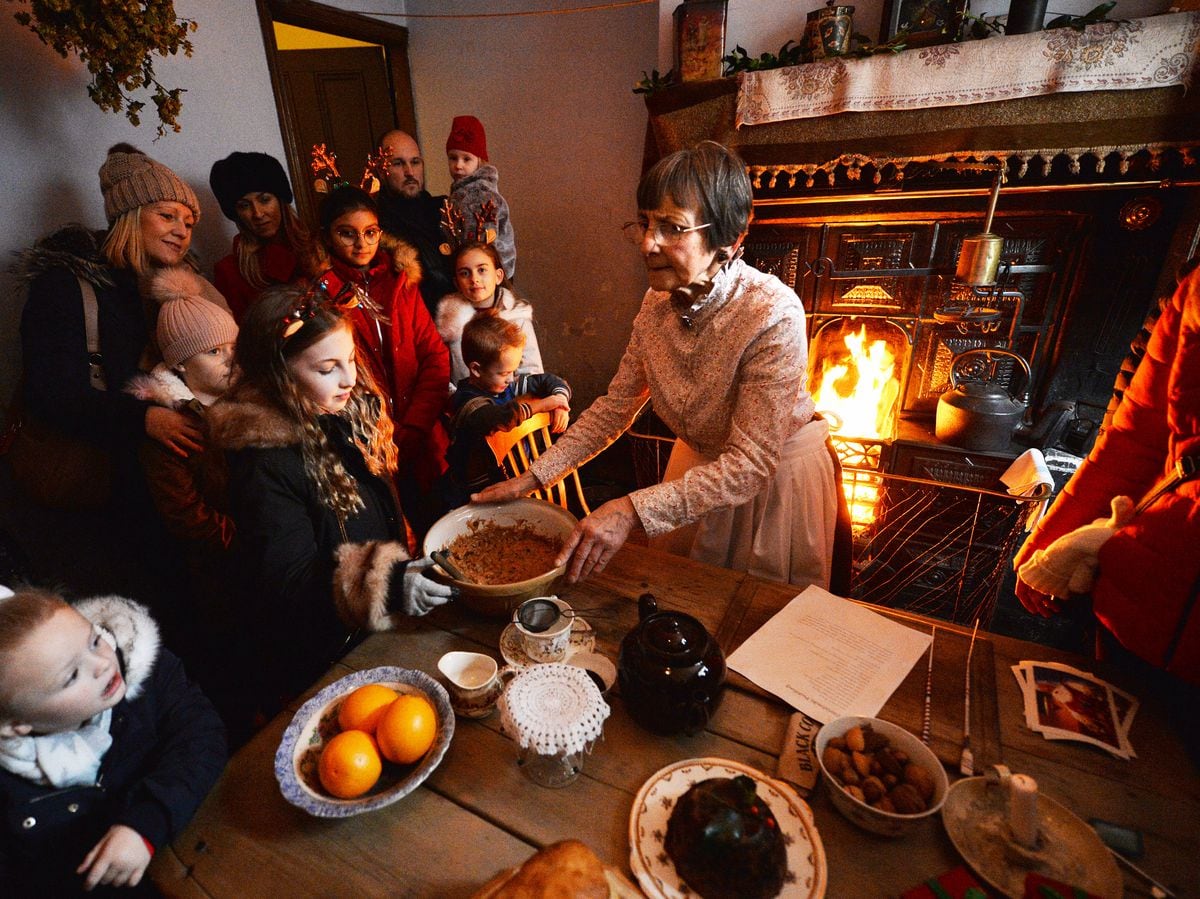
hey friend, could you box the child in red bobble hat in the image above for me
[445,115,517,282]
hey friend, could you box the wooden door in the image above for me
[256,0,418,227]
[277,46,395,221]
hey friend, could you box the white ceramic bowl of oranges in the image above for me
[274,666,455,817]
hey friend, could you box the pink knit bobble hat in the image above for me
[446,116,488,162]
[151,269,238,368]
[99,143,200,225]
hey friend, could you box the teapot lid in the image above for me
[641,612,709,664]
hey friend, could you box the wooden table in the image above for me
[151,544,1200,898]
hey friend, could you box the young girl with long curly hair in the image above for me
[208,282,453,722]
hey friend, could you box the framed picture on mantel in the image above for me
[880,0,966,46]
[674,0,728,82]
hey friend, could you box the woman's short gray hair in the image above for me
[636,141,753,250]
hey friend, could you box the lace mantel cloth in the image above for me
[737,11,1200,129]
[498,663,610,755]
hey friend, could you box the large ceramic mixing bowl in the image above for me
[423,498,578,618]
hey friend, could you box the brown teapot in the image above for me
[618,593,726,736]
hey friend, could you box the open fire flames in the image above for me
[811,323,901,528]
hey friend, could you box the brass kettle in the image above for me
[935,348,1031,452]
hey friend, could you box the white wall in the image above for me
[0,0,285,409]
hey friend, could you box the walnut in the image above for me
[888,783,927,815]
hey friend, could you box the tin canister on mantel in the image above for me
[806,0,855,59]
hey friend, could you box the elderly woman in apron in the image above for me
[476,141,845,590]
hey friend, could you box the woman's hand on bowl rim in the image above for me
[559,497,638,583]
[471,471,539,504]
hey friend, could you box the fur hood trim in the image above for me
[435,287,531,344]
[333,540,412,631]
[305,233,422,286]
[207,387,303,451]
[145,266,230,312]
[125,364,196,410]
[73,596,160,701]
[10,224,114,289]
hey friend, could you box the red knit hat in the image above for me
[446,115,488,162]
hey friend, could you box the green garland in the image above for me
[8,0,196,136]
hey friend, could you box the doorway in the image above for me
[255,0,416,222]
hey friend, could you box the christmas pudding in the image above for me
[664,775,788,899]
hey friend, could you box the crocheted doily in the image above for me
[499,663,609,755]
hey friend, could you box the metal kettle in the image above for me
[618,593,726,736]
[935,348,1031,452]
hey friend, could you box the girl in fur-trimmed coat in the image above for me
[305,186,451,502]
[0,588,226,895]
[208,285,454,719]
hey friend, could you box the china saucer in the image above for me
[500,617,595,668]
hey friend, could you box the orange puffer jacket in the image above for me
[1014,266,1200,685]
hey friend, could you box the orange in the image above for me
[337,683,399,735]
[318,729,382,799]
[376,693,437,765]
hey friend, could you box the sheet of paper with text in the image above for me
[728,585,932,722]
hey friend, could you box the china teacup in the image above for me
[437,651,513,719]
[512,597,574,663]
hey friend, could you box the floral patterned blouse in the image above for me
[528,259,815,537]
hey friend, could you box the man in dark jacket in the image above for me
[376,129,455,316]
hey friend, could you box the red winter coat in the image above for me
[213,236,302,323]
[321,244,450,488]
[1014,267,1200,685]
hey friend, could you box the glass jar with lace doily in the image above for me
[498,663,609,788]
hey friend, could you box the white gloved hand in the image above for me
[399,557,456,616]
[1017,495,1135,598]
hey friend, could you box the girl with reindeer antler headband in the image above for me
[302,143,451,537]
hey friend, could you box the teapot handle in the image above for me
[949,348,1031,398]
[637,592,658,621]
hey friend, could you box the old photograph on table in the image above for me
[1011,661,1134,759]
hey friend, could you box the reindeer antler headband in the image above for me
[311,144,389,196]
[438,198,498,256]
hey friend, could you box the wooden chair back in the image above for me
[486,412,590,516]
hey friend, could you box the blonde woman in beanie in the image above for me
[12,144,226,606]
[209,151,309,323]
[17,144,225,468]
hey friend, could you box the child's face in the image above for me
[469,344,522,395]
[287,324,357,414]
[448,150,482,182]
[235,191,282,241]
[328,209,382,269]
[455,249,504,308]
[177,342,235,403]
[0,606,125,736]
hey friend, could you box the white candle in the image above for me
[1009,773,1040,849]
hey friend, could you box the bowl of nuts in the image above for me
[816,716,948,837]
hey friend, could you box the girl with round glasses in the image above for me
[477,141,848,593]
[305,186,451,538]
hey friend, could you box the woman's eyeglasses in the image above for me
[622,220,711,246]
[332,226,383,247]
[280,279,362,339]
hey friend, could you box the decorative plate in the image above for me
[499,617,596,668]
[273,666,454,818]
[941,776,1122,899]
[628,757,827,899]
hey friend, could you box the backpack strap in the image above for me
[78,276,106,392]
